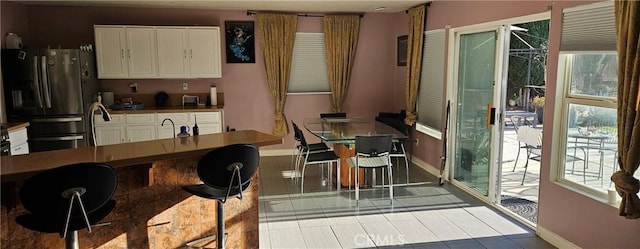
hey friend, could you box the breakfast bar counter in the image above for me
[1,130,282,248]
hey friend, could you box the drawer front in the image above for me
[157,113,189,124]
[95,114,125,125]
[10,142,29,155]
[126,113,157,124]
[198,123,222,134]
[190,112,221,123]
[8,128,28,143]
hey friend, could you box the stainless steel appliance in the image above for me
[2,49,98,152]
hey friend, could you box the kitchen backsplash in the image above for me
[112,92,224,107]
[99,78,222,95]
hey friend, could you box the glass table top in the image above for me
[302,117,408,143]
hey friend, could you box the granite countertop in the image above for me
[0,122,30,132]
[107,105,224,114]
[0,130,282,181]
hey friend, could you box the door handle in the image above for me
[489,107,496,125]
[31,117,83,122]
[41,56,52,108]
[32,135,84,141]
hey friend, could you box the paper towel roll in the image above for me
[210,87,217,106]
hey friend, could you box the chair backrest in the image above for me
[291,121,302,142]
[197,144,260,191]
[19,163,118,217]
[517,127,542,147]
[291,122,311,148]
[355,135,393,156]
[320,112,347,118]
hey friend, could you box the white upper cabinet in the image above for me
[126,27,158,78]
[94,26,128,78]
[94,25,157,79]
[95,25,221,79]
[188,27,222,78]
[156,28,190,78]
[157,27,222,78]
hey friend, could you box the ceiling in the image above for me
[15,0,429,13]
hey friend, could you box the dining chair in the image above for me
[347,135,394,204]
[389,138,409,185]
[297,125,341,193]
[291,121,330,176]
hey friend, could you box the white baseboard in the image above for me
[410,156,440,177]
[537,225,580,249]
[259,149,295,157]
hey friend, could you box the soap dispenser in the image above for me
[177,125,191,137]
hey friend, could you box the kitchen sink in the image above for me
[110,103,145,110]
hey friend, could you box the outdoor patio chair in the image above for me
[515,126,542,185]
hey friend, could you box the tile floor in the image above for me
[258,155,555,249]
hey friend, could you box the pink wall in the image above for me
[14,4,398,149]
[0,1,30,49]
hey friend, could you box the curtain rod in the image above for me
[246,11,363,18]
[405,1,432,13]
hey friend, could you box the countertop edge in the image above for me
[1,130,282,181]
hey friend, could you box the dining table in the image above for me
[303,117,408,187]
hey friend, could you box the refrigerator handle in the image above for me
[41,55,52,108]
[32,56,44,108]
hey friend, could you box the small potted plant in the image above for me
[532,96,545,123]
[508,93,518,107]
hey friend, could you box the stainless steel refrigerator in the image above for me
[2,49,98,152]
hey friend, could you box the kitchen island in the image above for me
[1,130,282,248]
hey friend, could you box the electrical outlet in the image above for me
[415,138,419,147]
[130,83,138,93]
[182,82,188,91]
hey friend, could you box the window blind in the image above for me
[416,29,446,139]
[561,1,615,52]
[288,33,330,93]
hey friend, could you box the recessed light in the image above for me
[374,7,386,11]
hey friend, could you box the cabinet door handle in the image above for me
[184,49,187,59]
[190,49,193,59]
[121,49,124,58]
[127,49,131,59]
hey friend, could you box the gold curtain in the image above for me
[611,0,640,219]
[324,15,361,112]
[404,5,426,125]
[256,13,298,137]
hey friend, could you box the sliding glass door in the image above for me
[450,27,507,198]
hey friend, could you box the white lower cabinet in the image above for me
[94,113,156,145]
[8,127,29,155]
[95,111,222,145]
[95,126,126,145]
[126,125,157,142]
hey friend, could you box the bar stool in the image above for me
[182,144,260,249]
[16,163,117,249]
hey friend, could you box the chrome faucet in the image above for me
[161,118,176,138]
[88,102,112,146]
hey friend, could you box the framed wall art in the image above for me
[225,21,255,63]
[397,35,408,66]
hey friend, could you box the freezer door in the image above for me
[41,49,85,115]
[29,134,87,152]
[1,49,45,116]
[28,116,86,135]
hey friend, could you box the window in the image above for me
[288,33,330,93]
[555,1,629,198]
[416,29,447,139]
[558,53,619,195]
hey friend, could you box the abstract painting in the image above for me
[225,21,255,63]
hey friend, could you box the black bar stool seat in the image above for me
[182,144,260,249]
[16,162,117,249]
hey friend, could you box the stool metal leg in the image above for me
[217,202,225,249]
[65,230,79,249]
